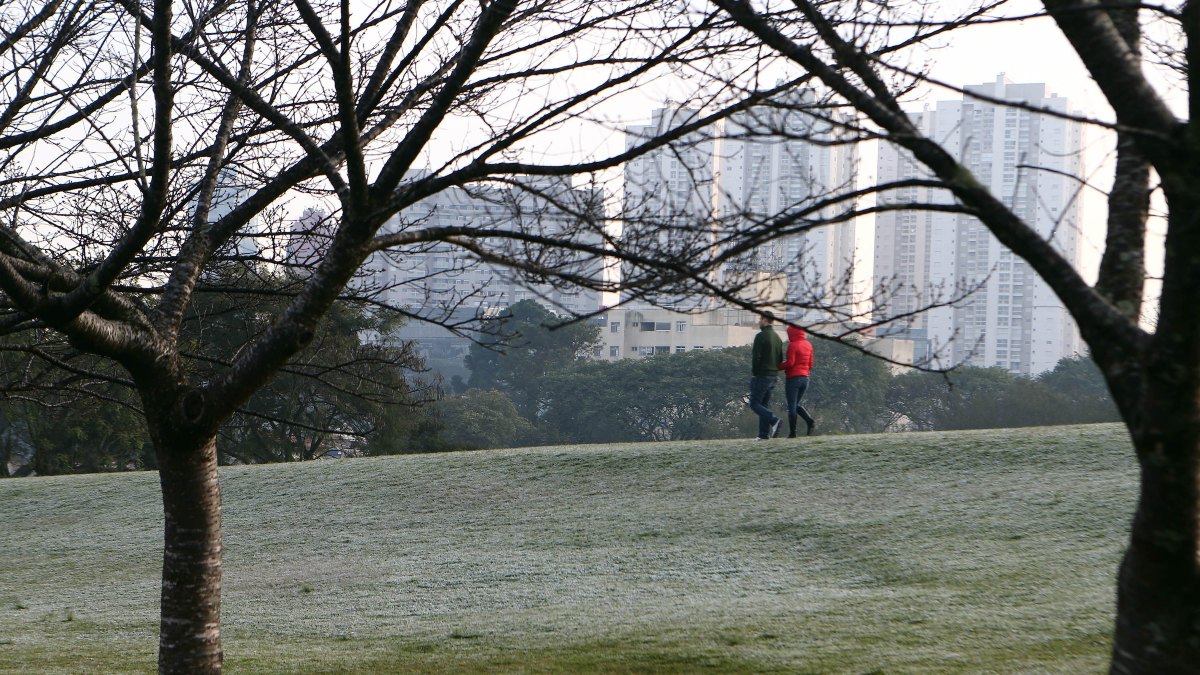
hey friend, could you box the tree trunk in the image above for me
[1109,359,1200,672]
[153,423,223,674]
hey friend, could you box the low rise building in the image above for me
[592,306,770,360]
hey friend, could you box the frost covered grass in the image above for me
[1,424,1134,673]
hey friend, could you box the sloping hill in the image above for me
[0,424,1135,673]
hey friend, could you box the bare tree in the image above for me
[0,0,774,671]
[11,0,1183,670]
[697,0,1196,671]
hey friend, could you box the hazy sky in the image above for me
[917,1,1106,109]
[419,1,1172,313]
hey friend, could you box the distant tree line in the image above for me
[1,269,428,476]
[1,299,1120,474]
[389,300,1120,453]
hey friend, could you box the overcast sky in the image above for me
[419,1,1174,313]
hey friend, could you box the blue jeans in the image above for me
[748,376,780,438]
[785,376,815,433]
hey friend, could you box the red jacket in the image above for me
[780,325,813,377]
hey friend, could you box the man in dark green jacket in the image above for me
[748,311,784,439]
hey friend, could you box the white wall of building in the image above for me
[370,176,605,320]
[716,101,859,324]
[621,101,861,321]
[874,76,1085,375]
[594,306,772,360]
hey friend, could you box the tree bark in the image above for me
[1107,160,1200,670]
[152,419,223,674]
[1095,134,1149,321]
[1111,378,1200,672]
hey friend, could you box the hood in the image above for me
[787,325,806,341]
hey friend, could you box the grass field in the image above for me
[0,424,1136,673]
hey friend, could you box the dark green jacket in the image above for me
[751,326,783,376]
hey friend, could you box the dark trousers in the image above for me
[785,375,815,435]
[748,375,780,438]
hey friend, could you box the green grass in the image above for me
[0,424,1135,673]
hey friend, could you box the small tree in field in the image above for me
[0,1,769,671]
[8,0,1190,672]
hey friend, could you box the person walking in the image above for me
[748,311,784,440]
[780,324,816,437]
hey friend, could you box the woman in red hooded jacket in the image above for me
[779,325,816,437]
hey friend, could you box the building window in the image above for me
[610,321,620,333]
[592,346,602,358]
[676,321,687,332]
[655,345,670,354]
[675,346,686,353]
[610,346,620,357]
[638,346,654,356]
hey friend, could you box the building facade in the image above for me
[874,76,1085,375]
[620,101,860,323]
[620,107,718,308]
[590,305,914,378]
[592,306,769,361]
[716,98,859,324]
[365,176,606,369]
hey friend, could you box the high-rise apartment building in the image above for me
[365,176,605,368]
[620,107,717,308]
[622,107,715,249]
[874,76,1085,375]
[189,168,260,261]
[716,97,859,323]
[620,102,859,321]
[285,206,333,267]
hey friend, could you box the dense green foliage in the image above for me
[0,336,149,476]
[187,270,428,463]
[430,389,540,451]
[804,339,894,433]
[887,358,1120,432]
[427,308,1121,452]
[541,347,749,442]
[1036,356,1121,423]
[0,385,147,476]
[464,300,602,420]
[0,270,428,474]
[1,291,1121,470]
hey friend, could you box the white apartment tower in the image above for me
[621,102,858,319]
[190,168,260,260]
[622,107,715,245]
[716,97,858,323]
[361,176,605,369]
[874,76,1084,375]
[621,107,716,307]
[371,176,605,319]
